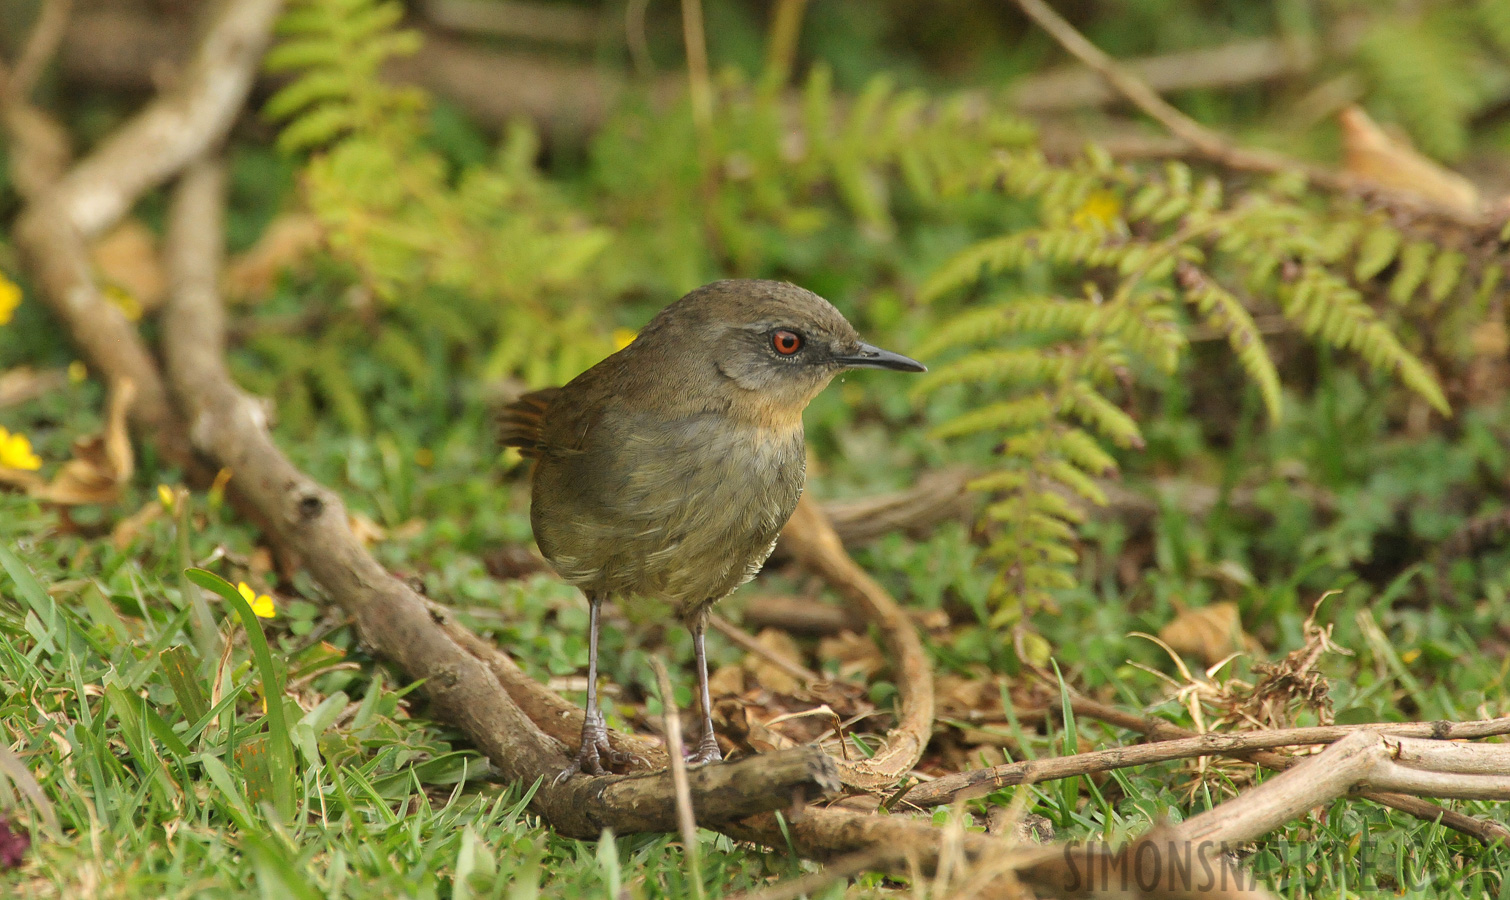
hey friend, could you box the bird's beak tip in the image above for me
[837,342,927,373]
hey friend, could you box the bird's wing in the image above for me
[497,387,562,458]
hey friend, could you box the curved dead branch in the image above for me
[777,496,936,791]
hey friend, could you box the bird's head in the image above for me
[629,280,925,425]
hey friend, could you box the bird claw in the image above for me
[684,732,723,766]
[557,716,622,781]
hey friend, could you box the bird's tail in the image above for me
[497,387,561,458]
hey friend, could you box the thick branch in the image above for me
[55,0,282,240]
[7,0,284,463]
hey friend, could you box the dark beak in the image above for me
[834,341,927,373]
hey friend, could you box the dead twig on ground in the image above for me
[709,613,824,686]
[903,715,1510,808]
[1067,695,1510,845]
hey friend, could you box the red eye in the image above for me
[772,330,803,355]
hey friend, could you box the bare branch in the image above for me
[0,0,74,101]
[55,0,282,240]
[1177,731,1510,846]
[1010,36,1315,113]
[1069,695,1510,845]
[903,715,1510,808]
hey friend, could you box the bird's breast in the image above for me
[530,411,806,610]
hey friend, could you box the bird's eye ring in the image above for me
[771,329,803,356]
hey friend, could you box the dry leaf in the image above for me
[816,629,886,681]
[0,379,136,505]
[224,213,323,301]
[744,628,804,696]
[1158,601,1257,668]
[1340,106,1481,215]
[1464,319,1510,407]
[348,512,388,546]
[936,668,1006,721]
[91,220,167,313]
[0,366,68,410]
[707,663,745,699]
[111,499,165,550]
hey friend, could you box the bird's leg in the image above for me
[685,612,723,765]
[556,593,626,781]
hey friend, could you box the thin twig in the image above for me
[650,657,705,900]
[679,0,713,140]
[762,0,808,87]
[709,613,823,685]
[0,0,73,101]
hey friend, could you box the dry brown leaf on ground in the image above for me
[1159,600,1261,668]
[1340,106,1481,216]
[111,498,165,549]
[817,629,886,682]
[223,213,323,301]
[91,219,167,313]
[745,628,805,696]
[0,379,136,505]
[0,366,68,409]
[1464,318,1510,408]
[348,512,388,547]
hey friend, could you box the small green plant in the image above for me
[257,0,616,430]
[918,149,1455,617]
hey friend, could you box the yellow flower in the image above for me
[613,328,638,352]
[1400,648,1421,665]
[413,447,434,468]
[0,275,20,326]
[157,484,175,510]
[1071,189,1123,231]
[208,467,233,510]
[237,581,277,619]
[103,284,142,322]
[68,361,87,383]
[0,427,41,471]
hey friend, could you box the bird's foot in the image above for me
[555,716,631,783]
[684,731,723,766]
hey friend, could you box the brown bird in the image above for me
[501,279,925,778]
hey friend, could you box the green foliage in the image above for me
[920,150,1452,615]
[263,0,424,153]
[589,64,1036,297]
[259,0,616,430]
[1352,1,1510,161]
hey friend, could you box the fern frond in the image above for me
[1181,269,1282,422]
